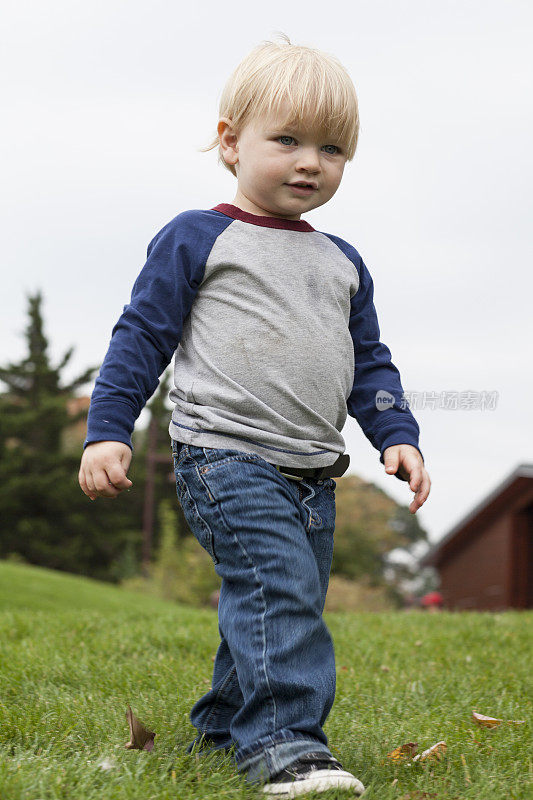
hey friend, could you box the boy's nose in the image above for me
[295,147,321,172]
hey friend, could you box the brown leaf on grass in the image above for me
[472,710,502,728]
[412,741,447,762]
[387,742,418,762]
[472,709,525,727]
[124,704,156,751]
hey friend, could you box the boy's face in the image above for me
[218,100,347,220]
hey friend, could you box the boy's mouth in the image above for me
[286,182,317,196]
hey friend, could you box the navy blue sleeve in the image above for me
[84,212,206,450]
[326,234,423,479]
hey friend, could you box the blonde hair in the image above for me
[199,32,360,177]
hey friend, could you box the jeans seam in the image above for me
[298,481,317,533]
[174,469,219,565]
[172,442,189,469]
[213,499,278,737]
[310,511,323,528]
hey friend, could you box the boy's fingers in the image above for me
[408,463,423,492]
[93,469,121,498]
[78,468,96,500]
[384,450,399,474]
[79,443,133,500]
[409,473,431,513]
[420,473,431,502]
[120,448,133,471]
[106,463,132,489]
[84,472,99,501]
[384,447,430,513]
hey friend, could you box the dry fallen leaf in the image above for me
[472,709,525,727]
[387,742,419,762]
[412,741,447,762]
[125,704,156,751]
[472,710,502,728]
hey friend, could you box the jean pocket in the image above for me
[175,472,219,565]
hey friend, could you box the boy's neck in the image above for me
[230,193,302,221]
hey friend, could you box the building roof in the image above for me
[420,463,533,568]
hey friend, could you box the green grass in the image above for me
[0,560,531,800]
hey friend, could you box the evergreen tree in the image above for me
[0,291,141,578]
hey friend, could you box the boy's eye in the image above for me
[277,136,340,155]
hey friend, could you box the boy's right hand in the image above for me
[79,441,133,500]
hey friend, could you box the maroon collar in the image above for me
[211,203,315,232]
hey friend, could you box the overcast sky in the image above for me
[2,0,532,546]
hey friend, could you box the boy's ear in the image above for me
[218,117,239,166]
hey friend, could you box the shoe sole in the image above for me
[262,768,365,797]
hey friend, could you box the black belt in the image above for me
[172,440,350,482]
[274,453,350,482]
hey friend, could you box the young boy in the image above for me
[79,34,430,797]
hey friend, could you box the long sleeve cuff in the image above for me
[83,400,136,451]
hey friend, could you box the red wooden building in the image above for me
[420,464,533,610]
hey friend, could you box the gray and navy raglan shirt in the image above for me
[84,203,423,471]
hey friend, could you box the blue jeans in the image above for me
[171,441,338,785]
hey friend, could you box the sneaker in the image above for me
[262,751,365,797]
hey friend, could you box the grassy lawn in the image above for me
[0,560,531,799]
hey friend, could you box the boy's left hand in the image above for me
[383,444,431,514]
